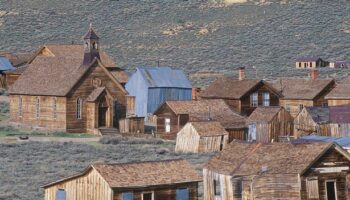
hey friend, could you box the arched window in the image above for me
[53,97,57,119]
[76,98,82,119]
[35,97,40,118]
[18,96,23,117]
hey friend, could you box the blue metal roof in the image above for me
[0,57,14,71]
[137,66,192,88]
[300,136,350,149]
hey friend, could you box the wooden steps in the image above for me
[98,128,120,136]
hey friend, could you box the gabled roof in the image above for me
[9,45,127,96]
[300,136,350,149]
[270,78,334,100]
[247,106,282,123]
[296,56,322,62]
[325,83,350,99]
[199,78,280,99]
[156,99,246,129]
[42,159,200,189]
[0,57,15,71]
[189,121,228,137]
[134,66,192,88]
[205,141,349,176]
[84,27,99,39]
[86,87,106,102]
[304,106,330,124]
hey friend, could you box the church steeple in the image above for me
[83,24,100,65]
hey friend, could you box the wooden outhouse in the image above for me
[153,99,247,140]
[203,141,350,200]
[200,68,281,116]
[8,26,129,134]
[247,107,294,143]
[175,121,229,153]
[42,159,201,200]
[271,78,335,117]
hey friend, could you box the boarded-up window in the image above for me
[56,189,66,200]
[306,177,319,199]
[176,188,189,200]
[232,177,243,199]
[122,192,134,200]
[214,179,221,196]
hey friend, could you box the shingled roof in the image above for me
[325,83,350,99]
[271,78,334,100]
[247,107,282,123]
[304,107,330,124]
[156,99,246,129]
[9,45,126,96]
[42,159,201,189]
[189,121,228,137]
[200,78,280,99]
[205,142,348,176]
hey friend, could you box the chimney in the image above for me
[239,67,245,80]
[311,69,318,80]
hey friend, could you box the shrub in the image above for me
[99,136,123,144]
[0,101,9,114]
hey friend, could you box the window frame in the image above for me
[299,104,304,111]
[53,97,57,119]
[35,97,40,119]
[122,192,134,200]
[325,180,337,200]
[306,177,319,199]
[76,97,82,119]
[165,118,171,133]
[262,92,270,106]
[141,191,154,200]
[176,187,189,200]
[214,178,221,196]
[56,189,66,200]
[250,92,258,107]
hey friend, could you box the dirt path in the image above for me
[0,136,100,143]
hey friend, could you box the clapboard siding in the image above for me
[10,95,67,130]
[280,99,314,118]
[44,168,113,200]
[328,99,350,106]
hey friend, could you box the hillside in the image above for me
[1,0,350,85]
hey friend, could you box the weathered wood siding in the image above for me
[114,182,198,200]
[155,104,189,137]
[294,107,318,137]
[301,148,350,200]
[10,95,67,131]
[329,123,350,137]
[44,168,113,200]
[280,99,314,118]
[119,117,145,133]
[203,169,235,200]
[226,128,247,142]
[328,99,350,106]
[66,63,126,133]
[175,123,228,153]
[6,74,20,87]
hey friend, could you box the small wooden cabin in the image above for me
[295,56,328,69]
[175,121,229,153]
[8,26,130,134]
[246,106,293,143]
[203,141,350,200]
[294,105,350,138]
[199,68,281,116]
[42,159,200,200]
[271,78,335,117]
[153,99,247,140]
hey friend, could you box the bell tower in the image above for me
[83,24,100,65]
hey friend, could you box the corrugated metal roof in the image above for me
[0,57,15,71]
[300,136,350,149]
[137,66,192,88]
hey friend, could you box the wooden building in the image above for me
[295,105,350,138]
[125,66,192,118]
[175,121,229,153]
[326,77,350,106]
[203,141,350,200]
[8,26,129,134]
[42,159,200,200]
[246,106,294,143]
[271,78,335,117]
[153,99,247,140]
[199,68,281,116]
[295,56,328,69]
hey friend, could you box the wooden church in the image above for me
[8,25,128,134]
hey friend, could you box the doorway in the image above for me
[326,180,337,200]
[98,97,108,127]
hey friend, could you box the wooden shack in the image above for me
[295,56,328,69]
[175,121,229,153]
[42,159,200,200]
[200,68,281,116]
[294,105,350,138]
[119,117,145,134]
[8,26,129,134]
[153,99,247,140]
[203,141,350,200]
[271,78,335,117]
[246,106,293,143]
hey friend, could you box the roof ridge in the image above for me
[93,158,186,166]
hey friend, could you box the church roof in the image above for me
[84,26,99,39]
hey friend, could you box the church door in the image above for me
[98,97,108,127]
